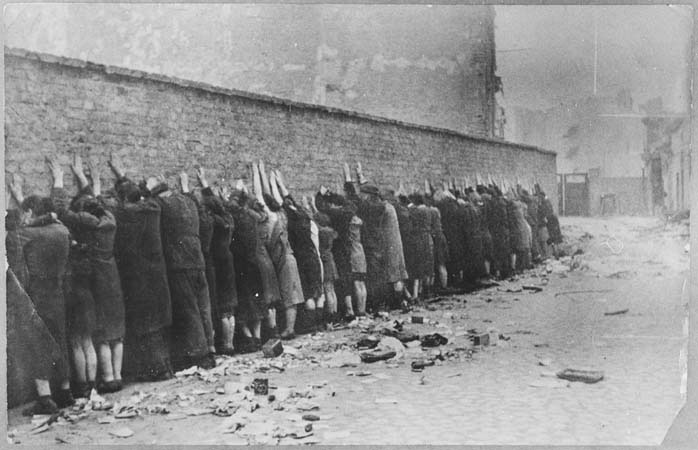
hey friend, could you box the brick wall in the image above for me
[4,48,557,210]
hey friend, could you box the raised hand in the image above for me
[356,162,366,185]
[108,153,126,179]
[342,162,352,183]
[8,173,24,205]
[196,167,208,188]
[71,154,90,189]
[179,172,190,193]
[87,159,102,196]
[46,156,64,188]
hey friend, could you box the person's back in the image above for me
[157,191,205,271]
[21,221,70,281]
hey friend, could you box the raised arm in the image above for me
[258,160,272,198]
[269,170,284,206]
[46,156,64,189]
[87,159,102,197]
[71,154,90,191]
[179,171,190,194]
[8,173,25,206]
[108,152,127,180]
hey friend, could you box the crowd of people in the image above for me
[6,156,562,416]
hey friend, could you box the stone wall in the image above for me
[5,48,557,210]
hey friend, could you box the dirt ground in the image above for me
[7,215,690,445]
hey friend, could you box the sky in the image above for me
[495,5,692,113]
[4,4,692,115]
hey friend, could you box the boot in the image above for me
[53,389,75,408]
[315,309,327,332]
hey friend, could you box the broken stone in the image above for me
[262,339,284,358]
[302,414,320,422]
[360,349,396,363]
[557,368,604,383]
[468,333,489,346]
[538,358,553,367]
[108,426,134,438]
[604,308,629,316]
[324,350,361,368]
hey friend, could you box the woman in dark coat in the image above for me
[426,193,449,291]
[197,169,238,354]
[228,184,277,352]
[274,170,324,331]
[475,186,494,278]
[488,186,513,279]
[49,156,126,394]
[153,173,215,370]
[461,190,485,282]
[407,193,434,300]
[315,187,368,320]
[6,179,75,410]
[5,177,74,409]
[104,156,174,382]
[434,190,467,286]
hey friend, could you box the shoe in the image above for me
[219,346,236,356]
[23,396,58,417]
[53,389,75,408]
[198,353,217,370]
[344,314,356,323]
[280,330,296,340]
[72,381,95,399]
[252,337,262,351]
[97,380,123,394]
[268,326,281,340]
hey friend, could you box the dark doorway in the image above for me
[558,173,590,216]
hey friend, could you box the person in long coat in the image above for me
[49,156,126,394]
[488,186,513,279]
[104,156,174,382]
[5,182,75,412]
[252,164,304,340]
[315,188,368,320]
[274,170,324,332]
[150,174,215,371]
[507,191,533,272]
[519,188,541,263]
[475,186,494,278]
[196,169,238,354]
[434,190,467,287]
[461,189,485,283]
[424,192,449,293]
[406,193,434,300]
[345,181,393,312]
[228,185,277,352]
[6,177,75,406]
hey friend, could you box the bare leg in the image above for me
[111,341,123,382]
[282,306,297,338]
[221,315,235,351]
[412,279,420,300]
[305,298,316,332]
[484,260,491,277]
[267,307,277,330]
[355,280,367,315]
[97,343,115,382]
[35,379,51,397]
[83,337,98,383]
[438,264,448,288]
[510,254,517,274]
[241,324,253,338]
[252,320,261,340]
[343,295,355,317]
[324,282,338,314]
[71,338,87,383]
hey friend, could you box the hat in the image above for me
[359,184,380,196]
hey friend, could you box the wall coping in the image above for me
[5,46,556,157]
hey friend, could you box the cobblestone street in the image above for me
[8,216,689,445]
